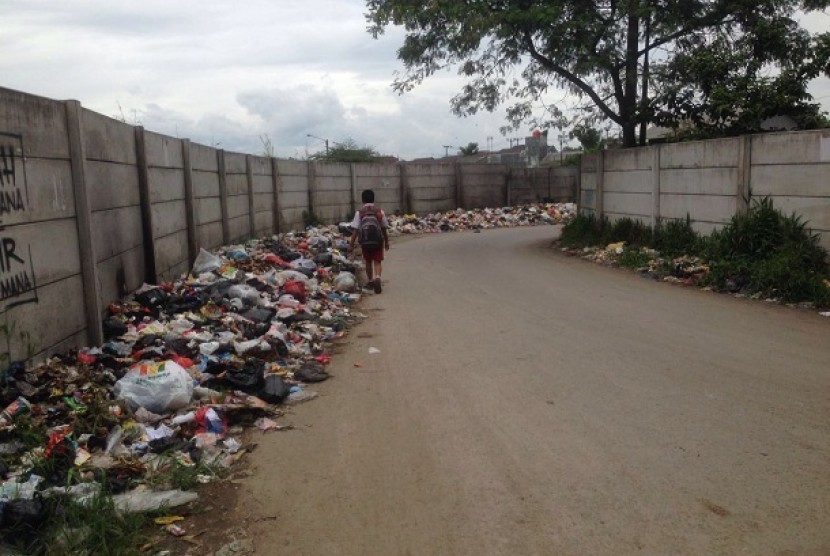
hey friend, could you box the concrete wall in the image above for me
[3,86,556,362]
[508,166,579,205]
[580,131,830,247]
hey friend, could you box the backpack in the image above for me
[358,207,383,248]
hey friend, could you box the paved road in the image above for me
[241,226,830,555]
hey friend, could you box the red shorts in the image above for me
[362,246,384,263]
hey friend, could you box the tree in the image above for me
[458,142,480,156]
[309,138,380,162]
[570,124,604,152]
[366,1,830,147]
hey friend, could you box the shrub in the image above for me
[606,217,652,247]
[653,216,701,258]
[559,213,607,247]
[618,247,651,269]
[702,198,829,302]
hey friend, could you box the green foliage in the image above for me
[458,142,480,156]
[618,247,651,269]
[653,217,701,258]
[559,213,607,248]
[366,1,830,147]
[570,124,603,152]
[310,138,380,162]
[606,218,652,247]
[560,199,830,305]
[702,198,829,302]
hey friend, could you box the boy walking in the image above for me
[348,189,390,293]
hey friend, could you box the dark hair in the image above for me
[361,189,375,203]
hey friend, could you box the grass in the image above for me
[5,484,151,556]
[560,199,830,306]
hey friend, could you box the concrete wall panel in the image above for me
[151,200,187,239]
[12,219,81,287]
[770,197,830,234]
[197,197,221,224]
[193,170,220,198]
[155,231,189,277]
[660,168,737,195]
[98,246,145,305]
[604,148,652,171]
[92,206,143,262]
[82,109,136,164]
[660,138,739,169]
[198,221,224,249]
[249,157,270,177]
[581,173,597,192]
[226,174,248,196]
[227,195,249,219]
[751,131,830,165]
[660,194,736,223]
[604,171,653,193]
[87,161,140,210]
[1,158,75,225]
[604,192,652,217]
[3,275,86,362]
[148,167,185,203]
[751,165,830,197]
[254,210,273,235]
[191,143,219,172]
[228,215,250,241]
[0,88,70,158]
[253,174,271,194]
[224,152,247,174]
[145,132,183,168]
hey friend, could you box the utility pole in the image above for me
[443,145,452,157]
[307,134,330,155]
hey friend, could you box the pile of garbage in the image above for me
[0,231,365,542]
[565,243,710,285]
[389,203,575,234]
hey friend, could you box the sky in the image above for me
[3,1,830,160]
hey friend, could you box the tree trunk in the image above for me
[622,10,641,147]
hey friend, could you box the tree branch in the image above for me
[523,31,622,124]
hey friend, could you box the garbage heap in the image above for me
[0,202,570,538]
[389,203,575,234]
[564,243,711,285]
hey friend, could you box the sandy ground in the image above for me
[229,226,830,556]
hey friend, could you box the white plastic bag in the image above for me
[332,271,357,292]
[191,248,222,275]
[114,360,194,414]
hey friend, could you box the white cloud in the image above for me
[3,1,829,160]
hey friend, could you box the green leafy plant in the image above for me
[618,247,651,269]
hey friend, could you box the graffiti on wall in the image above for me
[0,133,29,217]
[0,133,37,311]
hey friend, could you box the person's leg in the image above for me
[372,260,383,293]
[363,255,374,286]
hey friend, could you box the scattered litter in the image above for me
[368,347,381,354]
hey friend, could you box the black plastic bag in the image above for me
[225,360,265,393]
[260,375,290,404]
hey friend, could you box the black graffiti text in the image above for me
[0,270,33,302]
[0,145,14,188]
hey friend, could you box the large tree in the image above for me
[366,1,830,147]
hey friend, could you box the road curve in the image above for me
[240,226,830,556]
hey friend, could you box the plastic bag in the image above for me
[332,272,357,292]
[283,280,306,303]
[113,360,194,414]
[191,248,222,275]
[260,374,290,404]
